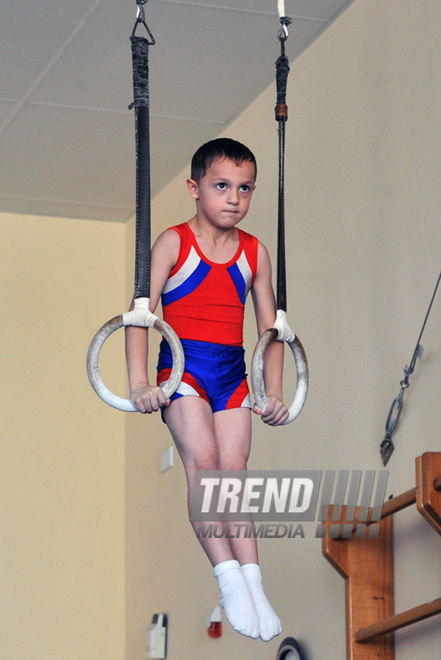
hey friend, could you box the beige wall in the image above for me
[3,1,441,659]
[1,213,126,659]
[126,1,441,659]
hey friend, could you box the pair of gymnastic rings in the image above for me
[86,0,308,426]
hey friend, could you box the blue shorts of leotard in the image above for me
[156,339,252,413]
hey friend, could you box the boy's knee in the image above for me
[193,451,219,472]
[218,458,248,472]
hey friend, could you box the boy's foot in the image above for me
[240,563,282,642]
[213,560,259,639]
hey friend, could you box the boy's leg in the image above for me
[214,409,282,641]
[164,396,236,563]
[164,400,280,641]
[212,408,257,564]
[165,400,257,562]
[164,397,259,638]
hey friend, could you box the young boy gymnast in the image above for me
[125,137,288,641]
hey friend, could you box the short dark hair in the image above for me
[191,137,257,182]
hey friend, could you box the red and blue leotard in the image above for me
[156,222,258,411]
[161,222,258,346]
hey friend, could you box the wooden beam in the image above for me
[322,507,394,660]
[380,488,416,519]
[355,597,441,643]
[322,453,441,659]
[416,452,441,534]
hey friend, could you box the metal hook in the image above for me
[278,16,292,43]
[132,0,155,43]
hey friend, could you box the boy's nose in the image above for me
[227,189,239,205]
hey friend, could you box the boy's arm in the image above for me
[125,228,180,413]
[251,241,289,426]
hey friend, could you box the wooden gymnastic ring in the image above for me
[86,314,184,412]
[251,328,308,425]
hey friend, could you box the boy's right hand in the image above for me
[130,383,170,414]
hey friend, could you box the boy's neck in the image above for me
[187,216,240,264]
[188,215,238,243]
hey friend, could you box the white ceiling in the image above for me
[0,0,353,222]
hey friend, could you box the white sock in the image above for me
[240,563,282,642]
[213,560,259,639]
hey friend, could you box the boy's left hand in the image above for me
[253,396,289,426]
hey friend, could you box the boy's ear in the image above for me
[186,178,199,200]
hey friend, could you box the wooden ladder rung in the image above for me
[380,487,416,519]
[369,473,441,525]
[355,597,441,643]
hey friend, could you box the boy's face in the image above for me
[187,157,256,229]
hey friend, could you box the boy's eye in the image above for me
[240,185,251,193]
[216,182,227,190]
